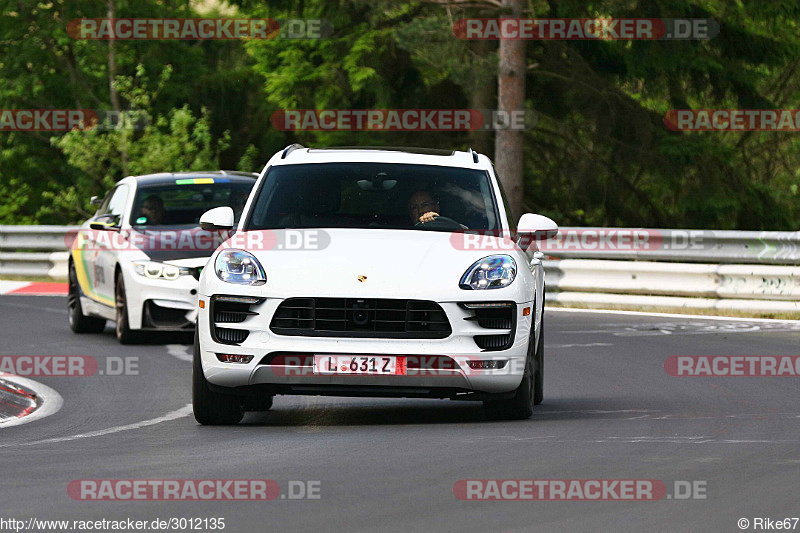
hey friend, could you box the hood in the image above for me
[237,228,522,300]
[129,228,219,263]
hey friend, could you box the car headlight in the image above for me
[459,255,517,290]
[133,261,190,280]
[215,249,266,285]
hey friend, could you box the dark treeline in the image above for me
[1,0,799,229]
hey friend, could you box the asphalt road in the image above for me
[1,295,799,532]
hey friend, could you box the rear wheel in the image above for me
[67,262,106,333]
[192,330,244,425]
[115,271,139,344]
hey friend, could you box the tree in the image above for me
[494,0,525,217]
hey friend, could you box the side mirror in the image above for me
[90,196,103,206]
[517,213,558,238]
[200,206,235,231]
[89,214,121,231]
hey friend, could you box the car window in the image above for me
[130,180,254,227]
[99,184,129,219]
[95,189,114,215]
[246,163,501,232]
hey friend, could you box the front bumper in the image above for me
[197,296,535,396]
[122,265,199,330]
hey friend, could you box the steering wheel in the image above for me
[414,216,463,231]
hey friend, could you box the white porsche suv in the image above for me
[193,146,558,424]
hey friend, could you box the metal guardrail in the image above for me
[546,228,800,265]
[0,225,78,251]
[543,259,800,314]
[0,226,798,314]
[0,226,75,279]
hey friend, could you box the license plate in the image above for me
[313,355,407,375]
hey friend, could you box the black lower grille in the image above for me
[461,302,516,351]
[270,298,451,338]
[474,334,511,350]
[215,327,249,344]
[143,301,191,328]
[211,296,262,345]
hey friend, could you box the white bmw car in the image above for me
[68,171,257,343]
[193,146,558,424]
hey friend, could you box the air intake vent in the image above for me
[474,334,511,350]
[271,298,451,339]
[460,302,516,351]
[215,327,249,344]
[143,300,192,328]
[211,296,262,345]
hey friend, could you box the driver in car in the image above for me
[407,190,441,224]
[140,194,165,225]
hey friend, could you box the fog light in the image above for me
[216,353,254,364]
[467,360,507,370]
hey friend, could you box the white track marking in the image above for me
[0,374,63,428]
[0,404,192,447]
[547,342,613,349]
[166,344,193,362]
[548,306,800,323]
[0,281,31,294]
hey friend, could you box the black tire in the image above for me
[67,262,106,333]
[533,311,544,406]
[192,330,243,425]
[243,395,274,412]
[483,307,543,420]
[115,271,139,344]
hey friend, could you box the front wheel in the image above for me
[483,313,542,420]
[67,262,106,333]
[115,271,139,344]
[534,312,544,406]
[192,330,243,425]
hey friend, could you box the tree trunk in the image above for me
[107,0,128,176]
[469,39,495,156]
[494,0,526,219]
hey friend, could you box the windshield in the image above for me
[131,180,254,227]
[245,163,500,232]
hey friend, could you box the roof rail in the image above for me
[281,143,305,159]
[468,147,479,163]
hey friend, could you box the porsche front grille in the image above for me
[270,298,451,338]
